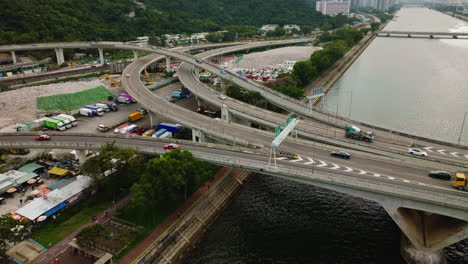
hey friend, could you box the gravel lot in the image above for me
[0,77,124,128]
[231,46,320,70]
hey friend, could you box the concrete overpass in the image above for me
[376,30,468,39]
[0,133,466,261]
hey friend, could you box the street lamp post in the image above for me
[457,111,467,146]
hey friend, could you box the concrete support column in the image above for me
[98,48,104,65]
[55,48,65,65]
[75,150,87,165]
[220,79,227,94]
[165,56,171,72]
[192,129,206,143]
[133,50,139,61]
[401,235,446,264]
[221,104,230,123]
[148,111,158,128]
[10,51,17,64]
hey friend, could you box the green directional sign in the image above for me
[286,113,295,126]
[275,125,282,138]
[234,56,244,64]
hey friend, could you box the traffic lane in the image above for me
[388,144,468,163]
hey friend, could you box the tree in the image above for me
[205,32,224,43]
[272,86,304,99]
[0,82,10,92]
[0,215,31,256]
[76,224,109,250]
[370,22,381,32]
[223,31,236,42]
[292,61,318,87]
[267,27,286,37]
[301,25,314,35]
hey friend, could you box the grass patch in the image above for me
[32,194,111,247]
[36,85,115,111]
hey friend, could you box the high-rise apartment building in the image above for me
[316,0,351,15]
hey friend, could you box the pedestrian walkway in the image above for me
[30,195,131,264]
[118,167,230,264]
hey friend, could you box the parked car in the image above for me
[163,143,180,150]
[408,148,427,157]
[330,151,350,159]
[220,70,227,75]
[428,171,453,181]
[195,59,203,64]
[35,135,51,141]
[218,95,227,100]
[134,128,148,135]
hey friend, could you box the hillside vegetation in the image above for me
[0,0,350,44]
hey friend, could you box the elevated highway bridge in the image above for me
[0,41,467,261]
[376,30,468,39]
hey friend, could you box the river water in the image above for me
[324,8,468,145]
[182,8,468,264]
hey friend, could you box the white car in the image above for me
[408,148,427,157]
[218,95,227,100]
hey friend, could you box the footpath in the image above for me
[118,166,232,264]
[30,195,131,264]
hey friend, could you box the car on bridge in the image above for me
[330,151,350,159]
[428,171,453,181]
[35,135,51,141]
[195,59,203,64]
[408,148,427,157]
[163,143,180,150]
[218,95,227,100]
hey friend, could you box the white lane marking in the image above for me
[304,157,315,165]
[290,156,304,163]
[403,180,410,183]
[372,173,381,177]
[424,146,434,152]
[317,160,327,167]
[330,163,340,170]
[450,152,459,157]
[358,170,367,175]
[344,166,353,172]
[464,155,468,159]
[387,176,395,180]
[417,182,426,186]
[276,157,287,160]
[436,149,447,155]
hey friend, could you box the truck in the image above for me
[80,108,95,117]
[117,93,136,104]
[143,129,156,137]
[51,116,72,129]
[128,112,142,122]
[171,88,191,99]
[152,129,167,138]
[57,114,77,126]
[99,100,118,111]
[124,124,137,135]
[85,105,104,116]
[453,172,467,191]
[97,124,109,132]
[344,125,374,143]
[44,118,66,131]
[158,131,172,139]
[95,103,110,112]
[156,123,182,135]
[114,124,127,134]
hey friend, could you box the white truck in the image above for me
[80,108,95,117]
[95,103,110,112]
[57,114,77,127]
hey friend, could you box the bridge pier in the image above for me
[401,235,446,264]
[165,56,171,72]
[148,111,158,128]
[98,48,104,65]
[11,51,17,64]
[192,129,206,143]
[55,48,65,66]
[221,104,231,123]
[133,50,139,61]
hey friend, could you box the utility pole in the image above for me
[457,111,467,146]
[348,90,353,119]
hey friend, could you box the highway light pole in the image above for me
[457,111,467,146]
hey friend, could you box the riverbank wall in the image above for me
[130,168,254,264]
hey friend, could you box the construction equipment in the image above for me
[99,74,121,87]
[345,125,374,143]
[144,70,155,85]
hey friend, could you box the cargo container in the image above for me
[51,116,72,129]
[156,123,182,134]
[128,112,142,122]
[44,118,66,131]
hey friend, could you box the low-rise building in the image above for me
[260,24,279,32]
[283,24,301,33]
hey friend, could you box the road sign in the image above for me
[286,113,295,126]
[272,118,299,148]
[275,125,282,138]
[307,87,325,99]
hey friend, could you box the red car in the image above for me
[163,143,180,150]
[35,135,51,141]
